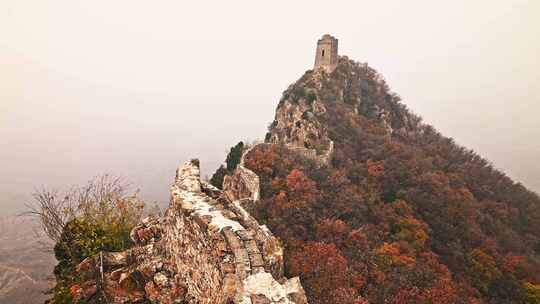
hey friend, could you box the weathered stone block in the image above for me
[251,294,272,304]
[245,240,259,254]
[233,248,249,264]
[220,262,235,274]
[223,228,242,249]
[235,263,248,280]
[237,229,255,241]
[249,253,265,268]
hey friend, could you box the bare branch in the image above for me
[24,174,137,245]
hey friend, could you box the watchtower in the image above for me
[314,34,338,73]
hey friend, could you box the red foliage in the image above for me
[287,242,365,304]
[240,63,540,302]
[366,159,384,177]
[243,145,277,176]
[286,169,320,202]
[315,219,349,246]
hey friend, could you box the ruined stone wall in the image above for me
[71,160,307,304]
[222,144,262,203]
[285,140,333,165]
[223,165,260,203]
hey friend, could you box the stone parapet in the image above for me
[71,159,307,304]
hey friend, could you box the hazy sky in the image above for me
[1,0,539,215]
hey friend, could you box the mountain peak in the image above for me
[266,55,418,165]
[241,46,540,303]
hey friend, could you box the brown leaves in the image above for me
[366,159,384,177]
[287,242,364,304]
[286,169,319,201]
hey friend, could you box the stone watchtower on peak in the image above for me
[314,34,338,73]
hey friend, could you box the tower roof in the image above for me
[319,34,337,42]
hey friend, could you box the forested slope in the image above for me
[225,57,540,303]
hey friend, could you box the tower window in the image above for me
[322,50,325,57]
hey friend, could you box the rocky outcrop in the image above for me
[266,71,333,165]
[265,57,427,165]
[72,159,307,304]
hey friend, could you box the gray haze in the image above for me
[1,0,539,215]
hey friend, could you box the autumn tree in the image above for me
[26,174,150,303]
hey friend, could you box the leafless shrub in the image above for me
[24,174,142,245]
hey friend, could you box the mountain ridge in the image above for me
[240,55,540,303]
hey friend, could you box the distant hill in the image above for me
[0,216,55,304]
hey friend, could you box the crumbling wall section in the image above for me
[72,159,307,304]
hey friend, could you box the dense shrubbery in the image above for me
[51,218,137,303]
[29,175,149,304]
[209,165,228,190]
[240,59,540,303]
[210,141,245,189]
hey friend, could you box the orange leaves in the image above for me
[502,255,535,281]
[344,229,369,252]
[391,278,459,304]
[287,242,348,281]
[366,159,384,177]
[523,282,540,303]
[315,219,349,246]
[419,278,459,304]
[376,242,416,268]
[242,137,540,303]
[286,169,315,192]
[468,249,500,276]
[266,169,319,214]
[395,217,429,250]
[378,242,400,256]
[457,186,475,201]
[287,242,364,304]
[116,199,126,210]
[328,169,350,187]
[371,200,430,251]
[244,145,277,176]
[503,255,528,274]
[466,249,502,293]
[285,169,319,202]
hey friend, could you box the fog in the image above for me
[1,0,539,215]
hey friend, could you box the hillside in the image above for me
[234,56,540,303]
[0,216,55,304]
